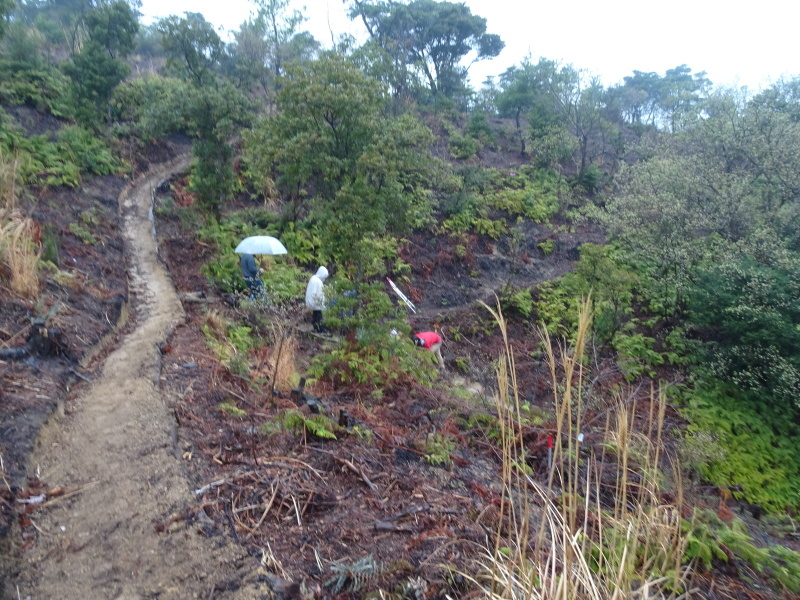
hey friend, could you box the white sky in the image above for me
[139,0,799,91]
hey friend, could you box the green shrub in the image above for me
[308,283,437,390]
[683,510,800,592]
[424,433,456,466]
[613,330,664,381]
[465,112,495,147]
[687,254,800,410]
[535,243,638,345]
[57,126,119,175]
[537,239,555,255]
[0,59,71,116]
[500,286,534,319]
[448,133,480,159]
[682,384,800,510]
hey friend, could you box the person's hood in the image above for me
[315,266,329,281]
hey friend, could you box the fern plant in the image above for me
[261,408,338,440]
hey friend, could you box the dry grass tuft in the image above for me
[272,334,298,392]
[469,297,692,600]
[0,151,39,298]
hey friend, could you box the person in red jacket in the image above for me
[412,331,445,370]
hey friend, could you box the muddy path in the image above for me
[11,159,265,599]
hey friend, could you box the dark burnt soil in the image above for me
[0,137,188,585]
[150,187,800,599]
[3,132,798,598]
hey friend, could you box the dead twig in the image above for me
[378,504,430,523]
[258,456,324,479]
[307,447,378,495]
[39,480,100,508]
[195,478,227,496]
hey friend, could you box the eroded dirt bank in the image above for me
[9,158,266,599]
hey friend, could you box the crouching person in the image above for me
[412,331,445,371]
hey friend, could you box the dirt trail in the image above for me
[13,159,263,599]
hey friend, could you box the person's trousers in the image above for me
[429,341,445,370]
[312,310,324,332]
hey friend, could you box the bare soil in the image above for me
[2,155,270,599]
[2,142,798,600]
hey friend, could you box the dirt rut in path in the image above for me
[12,159,263,600]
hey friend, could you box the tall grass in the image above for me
[471,298,692,599]
[0,151,39,298]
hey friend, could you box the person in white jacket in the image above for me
[305,266,329,332]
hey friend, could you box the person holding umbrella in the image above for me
[239,253,266,301]
[234,236,288,304]
[305,266,329,333]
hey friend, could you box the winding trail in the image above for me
[14,158,262,599]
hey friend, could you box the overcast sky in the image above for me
[138,0,799,91]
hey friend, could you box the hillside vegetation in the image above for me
[1,0,799,598]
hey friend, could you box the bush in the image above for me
[308,282,438,390]
[682,383,800,510]
[448,133,480,159]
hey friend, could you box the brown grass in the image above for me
[469,297,692,600]
[272,334,298,392]
[0,151,39,298]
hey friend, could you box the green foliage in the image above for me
[0,114,118,187]
[220,402,247,418]
[466,111,495,147]
[613,330,664,381]
[308,282,437,390]
[0,60,71,115]
[57,126,119,174]
[538,239,555,255]
[441,166,562,240]
[682,384,800,510]
[41,224,59,265]
[535,243,638,344]
[348,0,503,99]
[500,286,534,319]
[203,317,255,378]
[682,510,800,592]
[197,217,307,301]
[461,412,501,440]
[63,33,132,127]
[261,408,338,440]
[687,253,800,410]
[111,76,193,136]
[243,54,436,273]
[68,222,97,245]
[157,12,224,86]
[424,433,455,466]
[483,168,563,222]
[278,222,320,265]
[448,132,480,159]
[62,0,139,123]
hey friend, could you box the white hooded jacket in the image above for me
[305,266,329,311]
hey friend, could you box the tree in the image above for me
[62,0,138,125]
[688,252,800,410]
[157,13,253,216]
[0,0,15,39]
[615,65,710,131]
[230,1,318,100]
[243,54,436,272]
[349,0,503,100]
[157,12,224,86]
